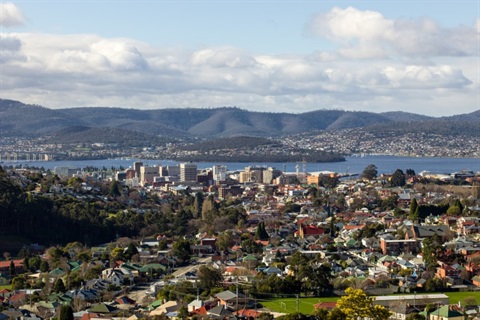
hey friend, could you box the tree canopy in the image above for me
[336,288,390,320]
[361,164,378,180]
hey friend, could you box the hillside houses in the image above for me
[1,164,480,319]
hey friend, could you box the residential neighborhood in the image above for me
[0,161,480,320]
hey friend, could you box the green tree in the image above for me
[312,308,329,320]
[172,238,192,264]
[241,238,262,254]
[424,277,446,292]
[328,308,347,320]
[201,195,215,220]
[391,169,406,187]
[110,247,125,261]
[216,230,234,252]
[422,234,444,272]
[409,198,418,220]
[40,259,50,272]
[124,242,139,260]
[193,192,203,219]
[67,177,83,192]
[288,252,309,280]
[11,275,27,290]
[23,257,30,271]
[319,176,340,189]
[361,164,378,180]
[54,278,66,293]
[197,265,223,292]
[446,205,461,216]
[336,288,390,320]
[276,313,308,320]
[406,314,425,320]
[177,305,189,320]
[406,169,416,176]
[109,181,121,197]
[9,260,16,276]
[255,222,269,241]
[299,264,333,296]
[158,239,168,250]
[28,256,41,272]
[59,305,74,320]
[453,199,464,213]
[258,313,274,320]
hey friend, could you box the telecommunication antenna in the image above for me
[302,157,307,183]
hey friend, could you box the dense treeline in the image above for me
[0,169,118,245]
[6,98,478,139]
[366,119,480,137]
[0,166,247,250]
[181,136,276,151]
[46,126,176,146]
[176,136,345,162]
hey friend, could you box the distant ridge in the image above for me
[0,99,478,140]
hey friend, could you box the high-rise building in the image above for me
[212,165,227,183]
[140,165,160,185]
[180,162,197,182]
[125,169,136,179]
[167,165,180,178]
[133,161,143,178]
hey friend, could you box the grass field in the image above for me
[444,291,480,305]
[0,285,12,291]
[260,297,338,314]
[260,291,480,315]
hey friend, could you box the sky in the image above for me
[1,1,479,116]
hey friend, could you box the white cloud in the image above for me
[307,6,479,59]
[0,3,26,27]
[0,35,22,63]
[382,65,472,89]
[308,6,394,42]
[190,47,257,68]
[0,6,478,118]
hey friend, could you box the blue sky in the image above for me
[1,1,479,116]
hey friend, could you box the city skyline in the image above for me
[1,1,479,116]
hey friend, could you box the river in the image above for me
[3,155,479,175]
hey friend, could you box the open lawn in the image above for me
[261,291,480,314]
[445,291,480,305]
[0,284,12,290]
[260,297,338,315]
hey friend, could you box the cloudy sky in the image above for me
[1,1,479,116]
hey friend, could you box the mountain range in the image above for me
[1,99,479,142]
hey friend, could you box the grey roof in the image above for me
[215,290,237,301]
[412,225,449,238]
[208,305,232,317]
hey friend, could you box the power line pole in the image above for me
[296,294,299,313]
[236,278,239,313]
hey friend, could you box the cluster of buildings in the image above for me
[112,162,285,188]
[289,130,480,158]
[2,162,480,319]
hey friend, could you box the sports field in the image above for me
[260,291,480,315]
[260,297,338,314]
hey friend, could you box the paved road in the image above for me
[171,256,211,277]
[127,256,212,305]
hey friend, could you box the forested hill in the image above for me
[0,166,248,253]
[1,99,478,139]
[0,167,116,248]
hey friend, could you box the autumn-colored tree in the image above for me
[336,288,390,320]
